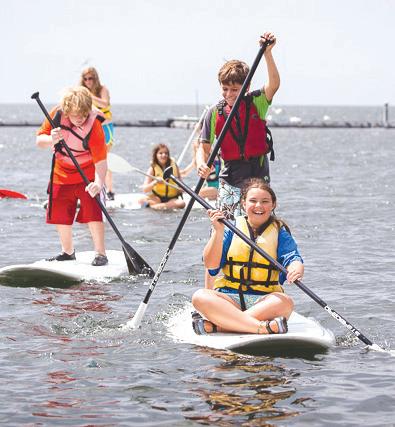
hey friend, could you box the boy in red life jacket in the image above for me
[36,86,109,266]
[196,31,280,221]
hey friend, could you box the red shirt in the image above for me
[37,108,107,185]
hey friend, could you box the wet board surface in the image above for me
[0,250,128,287]
[168,304,336,357]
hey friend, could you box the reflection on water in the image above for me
[184,350,308,426]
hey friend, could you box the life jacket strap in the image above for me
[217,97,252,160]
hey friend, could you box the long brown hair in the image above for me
[241,178,290,233]
[151,143,171,169]
[79,67,103,97]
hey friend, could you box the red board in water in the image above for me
[0,189,28,199]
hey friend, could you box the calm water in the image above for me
[1,104,395,426]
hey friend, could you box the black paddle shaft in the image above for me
[165,168,376,348]
[31,92,154,277]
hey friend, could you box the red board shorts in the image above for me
[46,183,103,225]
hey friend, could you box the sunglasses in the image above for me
[83,77,94,81]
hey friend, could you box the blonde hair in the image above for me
[80,67,103,97]
[60,86,92,117]
[218,60,249,86]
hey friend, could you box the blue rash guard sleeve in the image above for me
[207,226,233,276]
[277,226,304,284]
[208,225,303,282]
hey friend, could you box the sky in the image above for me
[2,0,394,105]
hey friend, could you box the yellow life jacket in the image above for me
[214,216,283,294]
[152,158,181,199]
[94,103,112,121]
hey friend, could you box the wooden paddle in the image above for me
[31,92,154,277]
[165,167,385,352]
[124,40,272,329]
[0,189,28,199]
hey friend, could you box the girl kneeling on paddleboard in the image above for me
[192,178,304,335]
[138,143,185,210]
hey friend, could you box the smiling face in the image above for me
[242,187,275,228]
[221,82,243,107]
[156,147,170,166]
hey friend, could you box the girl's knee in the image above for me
[192,289,206,308]
[268,292,294,316]
[278,293,294,316]
[192,289,214,310]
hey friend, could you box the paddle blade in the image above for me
[0,189,28,199]
[163,166,173,181]
[122,244,154,277]
[107,153,133,174]
[120,302,148,330]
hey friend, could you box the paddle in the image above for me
[107,153,181,191]
[176,106,209,167]
[124,40,272,329]
[31,92,154,277]
[0,189,28,199]
[165,167,384,352]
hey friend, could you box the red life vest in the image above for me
[215,96,272,161]
[53,111,103,170]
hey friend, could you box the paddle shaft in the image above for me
[135,167,181,191]
[176,106,209,166]
[106,153,181,191]
[170,171,376,348]
[31,92,153,276]
[127,41,271,328]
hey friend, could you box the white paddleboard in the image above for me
[168,304,335,357]
[106,193,207,210]
[106,193,144,210]
[0,250,128,287]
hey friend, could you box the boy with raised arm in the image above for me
[196,31,280,220]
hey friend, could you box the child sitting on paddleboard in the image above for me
[191,178,304,335]
[138,143,185,210]
[36,86,108,266]
[196,31,279,220]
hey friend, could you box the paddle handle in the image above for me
[166,168,377,348]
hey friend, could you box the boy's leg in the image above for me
[46,184,77,257]
[203,179,243,288]
[87,221,106,255]
[217,180,243,220]
[75,183,106,255]
[55,224,74,254]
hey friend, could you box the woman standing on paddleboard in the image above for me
[192,178,304,335]
[80,67,115,200]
